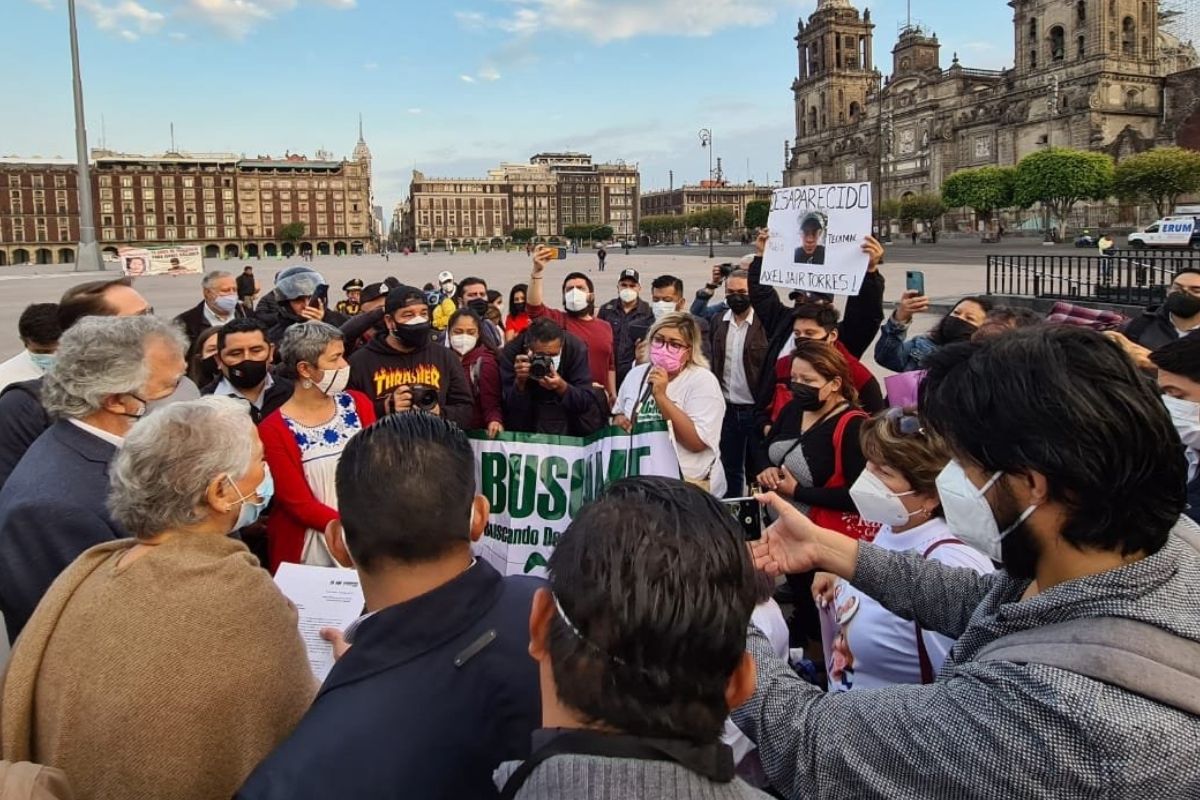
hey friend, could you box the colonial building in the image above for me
[640,181,775,235]
[786,0,1200,217]
[0,128,375,265]
[404,153,640,247]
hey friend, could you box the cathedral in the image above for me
[785,0,1200,206]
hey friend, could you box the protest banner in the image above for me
[469,421,680,577]
[762,182,873,296]
[119,244,203,277]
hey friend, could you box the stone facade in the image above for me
[640,182,775,236]
[0,159,82,266]
[786,0,1199,207]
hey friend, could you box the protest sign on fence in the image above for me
[469,421,680,577]
[119,244,203,277]
[762,182,873,297]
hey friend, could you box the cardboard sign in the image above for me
[119,244,203,277]
[762,183,873,296]
[469,422,680,577]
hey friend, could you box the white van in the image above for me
[1127,216,1200,250]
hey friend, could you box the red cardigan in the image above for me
[257,390,376,573]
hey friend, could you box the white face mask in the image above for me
[652,300,676,320]
[1163,395,1200,450]
[314,365,350,396]
[935,460,1037,563]
[449,333,478,355]
[849,469,918,529]
[564,288,590,312]
[618,287,638,304]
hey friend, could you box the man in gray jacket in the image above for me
[739,325,1200,799]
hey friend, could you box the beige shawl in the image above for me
[0,534,317,800]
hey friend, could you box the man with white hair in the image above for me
[0,315,188,643]
[173,270,248,348]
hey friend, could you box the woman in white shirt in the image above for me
[815,407,994,691]
[612,312,726,495]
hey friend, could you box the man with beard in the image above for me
[526,246,616,401]
[1122,268,1200,351]
[874,294,992,373]
[452,276,503,348]
[737,326,1200,799]
[347,284,474,425]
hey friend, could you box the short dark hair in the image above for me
[1150,335,1200,383]
[985,306,1042,328]
[336,414,476,571]
[562,271,594,293]
[447,307,484,333]
[546,477,756,743]
[216,317,270,352]
[920,327,1185,557]
[487,289,502,303]
[792,338,858,405]
[527,317,564,345]
[58,277,132,331]
[18,303,62,346]
[792,302,840,331]
[456,276,488,301]
[651,275,684,296]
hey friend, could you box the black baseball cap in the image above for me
[619,268,640,284]
[385,284,428,314]
[360,281,388,304]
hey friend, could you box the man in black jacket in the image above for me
[237,413,541,800]
[500,318,608,437]
[172,270,247,350]
[201,318,291,424]
[1122,268,1200,351]
[598,268,654,389]
[264,268,348,344]
[347,284,474,425]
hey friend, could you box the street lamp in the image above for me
[699,128,714,258]
[68,0,103,272]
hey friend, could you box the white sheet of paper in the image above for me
[762,182,873,297]
[273,562,364,681]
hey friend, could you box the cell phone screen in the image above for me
[308,284,330,308]
[722,498,763,541]
[555,247,567,260]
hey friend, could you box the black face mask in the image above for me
[226,358,269,390]
[467,298,490,317]
[790,382,826,412]
[391,320,432,347]
[726,294,752,314]
[938,315,978,344]
[196,355,220,388]
[1165,291,1200,319]
[511,301,526,315]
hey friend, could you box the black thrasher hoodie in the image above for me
[348,333,475,426]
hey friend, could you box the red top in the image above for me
[527,304,614,387]
[505,313,531,337]
[257,389,376,573]
[768,341,876,422]
[460,346,504,429]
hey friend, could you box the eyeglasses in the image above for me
[650,336,688,354]
[886,406,925,436]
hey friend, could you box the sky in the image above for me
[5,0,1016,215]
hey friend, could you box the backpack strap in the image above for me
[974,617,1200,716]
[914,537,964,684]
[825,409,868,490]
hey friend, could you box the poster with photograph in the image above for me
[762,182,873,297]
[119,245,203,277]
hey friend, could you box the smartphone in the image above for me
[554,246,567,260]
[905,271,925,296]
[722,497,763,541]
[308,283,330,309]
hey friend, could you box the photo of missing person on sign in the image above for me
[793,211,828,265]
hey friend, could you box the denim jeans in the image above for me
[720,404,758,498]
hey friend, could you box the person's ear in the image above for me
[827,328,839,344]
[325,519,353,568]
[725,651,757,712]
[469,495,490,543]
[528,587,555,663]
[1011,470,1049,507]
[204,474,236,516]
[100,393,136,418]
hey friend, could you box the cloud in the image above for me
[79,0,167,36]
[460,74,476,83]
[407,108,423,115]
[454,10,485,28]
[119,28,139,40]
[177,0,356,40]
[477,64,501,81]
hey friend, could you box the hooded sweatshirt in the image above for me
[348,333,474,427]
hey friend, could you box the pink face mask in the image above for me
[649,341,689,373]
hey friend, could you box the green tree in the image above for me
[744,200,770,230]
[1114,146,1200,219]
[279,221,306,245]
[941,166,1016,234]
[592,225,614,241]
[510,228,535,243]
[877,197,901,222]
[898,193,947,234]
[1014,148,1114,240]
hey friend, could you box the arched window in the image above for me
[1030,48,1038,69]
[1050,25,1065,61]
[1142,2,1151,24]
[1110,30,1118,51]
[1078,35,1086,58]
[1142,36,1150,56]
[1122,16,1136,54]
[1126,89,1140,109]
[809,107,818,133]
[1029,16,1038,40]
[849,101,862,122]
[1076,1,1086,23]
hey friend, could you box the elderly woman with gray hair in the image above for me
[0,396,316,800]
[259,321,375,571]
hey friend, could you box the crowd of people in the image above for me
[0,236,1196,799]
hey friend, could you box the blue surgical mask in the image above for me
[227,465,274,530]
[213,294,241,316]
[28,352,56,373]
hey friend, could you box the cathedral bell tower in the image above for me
[793,0,877,144]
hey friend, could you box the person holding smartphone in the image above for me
[265,269,349,345]
[874,293,993,374]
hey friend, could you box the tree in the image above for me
[941,166,1017,235]
[564,223,607,242]
[510,228,535,243]
[592,225,614,241]
[279,221,305,245]
[744,200,770,230]
[877,197,901,222]
[1014,148,1114,240]
[1114,146,1200,219]
[898,193,947,235]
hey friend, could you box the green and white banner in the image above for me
[469,422,680,577]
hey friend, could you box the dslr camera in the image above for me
[528,353,556,381]
[408,383,439,412]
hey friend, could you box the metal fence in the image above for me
[986,251,1200,307]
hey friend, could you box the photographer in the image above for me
[500,318,607,437]
[347,284,474,427]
